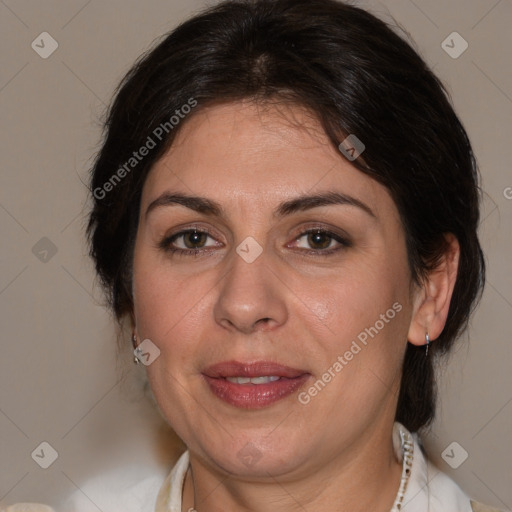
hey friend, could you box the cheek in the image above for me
[308,261,399,335]
[132,245,207,337]
[307,254,410,386]
[307,287,407,412]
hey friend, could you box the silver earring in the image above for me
[132,333,140,365]
[425,332,431,357]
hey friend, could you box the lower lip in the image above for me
[203,375,310,409]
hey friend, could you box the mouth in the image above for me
[202,360,310,409]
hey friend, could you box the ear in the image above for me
[407,233,460,347]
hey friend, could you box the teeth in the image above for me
[227,377,251,384]
[226,376,281,385]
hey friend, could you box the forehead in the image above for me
[141,101,393,219]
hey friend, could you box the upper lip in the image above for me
[202,360,308,379]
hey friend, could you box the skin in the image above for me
[131,100,460,512]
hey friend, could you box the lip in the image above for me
[203,360,307,378]
[202,360,310,409]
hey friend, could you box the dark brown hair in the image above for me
[87,0,485,432]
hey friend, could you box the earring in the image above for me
[425,332,431,357]
[132,333,140,365]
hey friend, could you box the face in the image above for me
[132,101,416,480]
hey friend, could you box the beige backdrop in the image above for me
[1,0,511,509]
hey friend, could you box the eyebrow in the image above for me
[145,190,376,220]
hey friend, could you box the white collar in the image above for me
[155,422,472,512]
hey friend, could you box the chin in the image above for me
[199,434,308,479]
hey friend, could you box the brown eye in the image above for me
[159,228,221,256]
[306,231,333,250]
[182,230,208,249]
[290,228,351,256]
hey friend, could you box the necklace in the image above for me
[390,424,414,511]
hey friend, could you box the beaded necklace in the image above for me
[390,425,414,511]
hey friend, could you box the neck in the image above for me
[182,422,403,512]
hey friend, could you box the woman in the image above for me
[7,0,501,510]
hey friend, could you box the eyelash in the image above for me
[158,226,352,257]
[158,227,219,257]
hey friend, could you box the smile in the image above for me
[202,360,310,409]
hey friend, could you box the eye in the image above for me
[159,228,221,255]
[289,228,351,255]
[158,226,350,257]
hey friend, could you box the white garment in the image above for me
[58,464,168,512]
[58,422,474,511]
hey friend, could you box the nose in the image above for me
[213,247,288,334]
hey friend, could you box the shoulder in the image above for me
[58,463,170,512]
[405,428,506,512]
[397,424,503,512]
[470,500,507,512]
